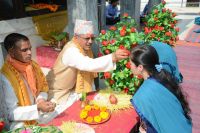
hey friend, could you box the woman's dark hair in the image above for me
[4,33,29,52]
[130,44,191,122]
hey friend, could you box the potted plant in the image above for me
[142,0,179,46]
[96,13,144,95]
[49,32,68,51]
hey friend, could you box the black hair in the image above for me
[109,0,119,4]
[130,44,191,122]
[3,33,29,52]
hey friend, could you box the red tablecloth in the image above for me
[36,46,59,68]
[44,93,139,133]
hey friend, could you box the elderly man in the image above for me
[0,33,55,129]
[46,19,128,104]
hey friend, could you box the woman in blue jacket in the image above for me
[130,44,192,133]
[150,41,183,83]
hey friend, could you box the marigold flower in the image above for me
[86,116,93,123]
[100,111,109,119]
[109,26,117,31]
[130,27,136,33]
[104,49,110,54]
[120,29,126,36]
[101,30,106,35]
[175,27,179,32]
[94,116,102,123]
[126,62,131,69]
[104,72,111,79]
[119,45,125,49]
[162,0,166,5]
[154,9,158,14]
[123,13,129,17]
[80,111,88,119]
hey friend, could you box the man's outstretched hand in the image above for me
[112,49,129,62]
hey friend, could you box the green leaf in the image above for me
[129,87,135,91]
[118,82,124,87]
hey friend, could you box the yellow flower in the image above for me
[100,106,107,112]
[93,104,99,110]
[84,105,92,111]
[86,116,93,123]
[94,116,102,123]
[100,111,109,119]
[80,110,88,119]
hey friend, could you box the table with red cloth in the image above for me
[36,46,60,68]
[44,92,139,133]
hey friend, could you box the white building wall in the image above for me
[0,17,46,61]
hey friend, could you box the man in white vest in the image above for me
[46,19,128,104]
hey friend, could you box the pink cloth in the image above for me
[36,46,59,68]
[44,93,139,133]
